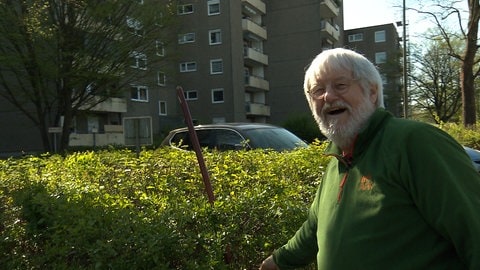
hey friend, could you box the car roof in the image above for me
[169,122,281,132]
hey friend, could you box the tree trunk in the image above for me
[463,0,480,126]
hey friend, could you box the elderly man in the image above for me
[259,48,480,269]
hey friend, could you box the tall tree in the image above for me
[0,0,178,152]
[409,39,462,123]
[411,0,480,126]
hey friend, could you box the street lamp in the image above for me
[402,0,408,118]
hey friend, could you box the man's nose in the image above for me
[322,84,338,102]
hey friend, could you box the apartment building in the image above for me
[171,0,269,125]
[344,23,403,117]
[0,0,345,155]
[266,0,343,124]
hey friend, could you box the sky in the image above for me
[342,0,443,41]
[343,0,401,30]
[342,0,469,42]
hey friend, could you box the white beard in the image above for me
[313,95,376,150]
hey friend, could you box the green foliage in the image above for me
[282,114,325,143]
[0,143,329,269]
[439,121,480,149]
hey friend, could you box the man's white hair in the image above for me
[303,48,385,109]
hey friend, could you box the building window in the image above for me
[178,32,195,44]
[375,52,387,64]
[184,90,198,100]
[159,101,167,115]
[126,17,143,36]
[123,117,152,146]
[375,30,386,43]
[208,0,220,15]
[157,71,166,86]
[348,33,363,42]
[210,59,223,74]
[130,51,147,70]
[209,29,222,45]
[131,85,148,102]
[156,40,165,56]
[212,88,224,103]
[179,62,197,72]
[178,4,194,15]
[381,74,388,85]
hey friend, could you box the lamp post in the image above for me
[402,0,408,118]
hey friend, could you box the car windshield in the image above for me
[242,127,307,151]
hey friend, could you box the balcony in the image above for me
[320,20,340,41]
[79,96,127,113]
[320,0,340,18]
[242,19,267,40]
[245,102,270,116]
[69,132,125,147]
[244,47,268,66]
[245,75,269,92]
[69,124,125,147]
[242,0,266,15]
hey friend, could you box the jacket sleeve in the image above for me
[400,124,480,269]
[272,184,322,269]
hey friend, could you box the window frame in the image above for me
[156,40,165,56]
[130,51,147,70]
[178,4,194,15]
[159,100,167,115]
[184,90,198,101]
[130,85,149,102]
[157,71,166,86]
[375,30,386,43]
[210,59,223,74]
[211,88,224,103]
[179,61,197,72]
[126,17,144,36]
[348,33,363,42]
[207,0,220,15]
[375,52,387,64]
[178,32,196,44]
[209,29,222,45]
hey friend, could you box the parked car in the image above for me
[161,123,308,152]
[464,146,480,173]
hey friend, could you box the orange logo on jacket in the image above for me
[359,175,374,191]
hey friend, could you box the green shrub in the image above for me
[439,121,480,149]
[0,143,329,269]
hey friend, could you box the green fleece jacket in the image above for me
[273,108,480,269]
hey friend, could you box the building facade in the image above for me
[344,23,403,117]
[0,0,349,155]
[266,0,343,124]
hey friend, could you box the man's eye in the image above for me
[335,83,348,90]
[315,88,326,94]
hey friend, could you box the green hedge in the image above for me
[0,142,329,269]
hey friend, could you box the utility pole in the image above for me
[402,0,408,118]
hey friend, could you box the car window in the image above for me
[243,127,307,151]
[170,131,190,149]
[170,130,215,150]
[168,129,247,151]
[215,129,246,150]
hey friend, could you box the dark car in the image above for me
[161,123,308,151]
[464,146,480,173]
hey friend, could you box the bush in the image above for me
[439,121,480,149]
[0,143,329,269]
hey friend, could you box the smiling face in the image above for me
[303,49,383,151]
[309,71,377,151]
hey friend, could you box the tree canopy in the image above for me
[0,0,178,152]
